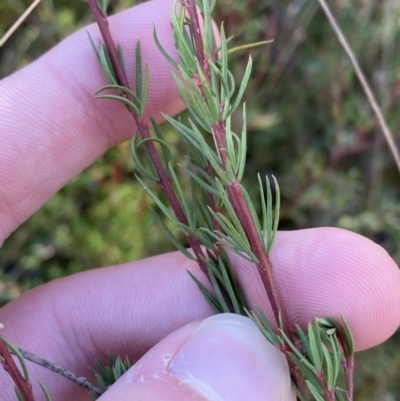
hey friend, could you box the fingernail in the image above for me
[168,314,293,401]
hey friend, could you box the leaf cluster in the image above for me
[89,355,132,399]
[89,0,356,400]
[251,311,355,401]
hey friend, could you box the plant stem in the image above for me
[0,340,35,401]
[317,0,400,175]
[14,347,102,397]
[186,0,289,331]
[185,0,304,393]
[86,0,208,273]
[183,0,211,81]
[344,356,354,401]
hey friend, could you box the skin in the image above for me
[0,0,399,400]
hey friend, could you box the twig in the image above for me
[86,0,208,273]
[14,347,102,396]
[0,0,41,47]
[317,0,400,175]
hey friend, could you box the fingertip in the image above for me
[273,228,400,350]
[232,228,400,351]
[99,314,293,401]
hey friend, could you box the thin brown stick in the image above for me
[317,0,400,175]
[14,347,102,396]
[0,0,41,47]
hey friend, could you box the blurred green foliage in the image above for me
[1,0,400,399]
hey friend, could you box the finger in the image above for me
[0,0,183,244]
[0,252,213,401]
[0,228,399,399]
[97,314,293,401]
[231,227,400,351]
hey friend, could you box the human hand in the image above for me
[1,1,400,400]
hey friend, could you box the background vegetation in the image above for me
[1,0,400,399]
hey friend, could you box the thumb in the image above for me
[98,314,294,401]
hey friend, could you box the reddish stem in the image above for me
[344,356,354,401]
[212,121,287,330]
[87,0,208,272]
[317,371,336,401]
[183,0,211,80]
[0,340,35,401]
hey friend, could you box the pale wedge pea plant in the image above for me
[0,0,355,400]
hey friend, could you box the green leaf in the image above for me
[227,40,273,55]
[308,322,323,371]
[0,338,29,381]
[247,308,280,346]
[131,135,159,181]
[187,270,223,313]
[142,64,150,114]
[135,176,179,226]
[236,104,247,181]
[270,176,280,251]
[116,44,126,76]
[225,117,237,174]
[172,7,196,72]
[97,0,108,13]
[168,162,193,228]
[151,118,172,164]
[176,223,216,250]
[218,256,243,314]
[214,180,252,251]
[179,164,221,197]
[208,60,231,112]
[325,317,354,357]
[206,260,231,313]
[227,56,252,117]
[289,352,321,388]
[96,94,141,118]
[265,176,280,253]
[196,61,220,122]
[219,23,228,84]
[202,0,213,56]
[196,194,216,230]
[135,41,142,103]
[38,380,53,401]
[98,45,118,85]
[306,381,325,401]
[87,32,101,64]
[153,25,179,69]
[296,324,312,360]
[14,388,24,401]
[172,72,211,125]
[95,84,141,107]
[322,344,334,390]
[291,379,309,401]
[150,208,195,261]
[240,184,265,252]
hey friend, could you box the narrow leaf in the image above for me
[135,41,142,102]
[153,25,179,69]
[150,208,195,261]
[38,381,53,401]
[227,56,252,117]
[187,271,223,313]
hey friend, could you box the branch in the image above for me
[14,347,102,397]
[86,0,208,272]
[317,0,400,175]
